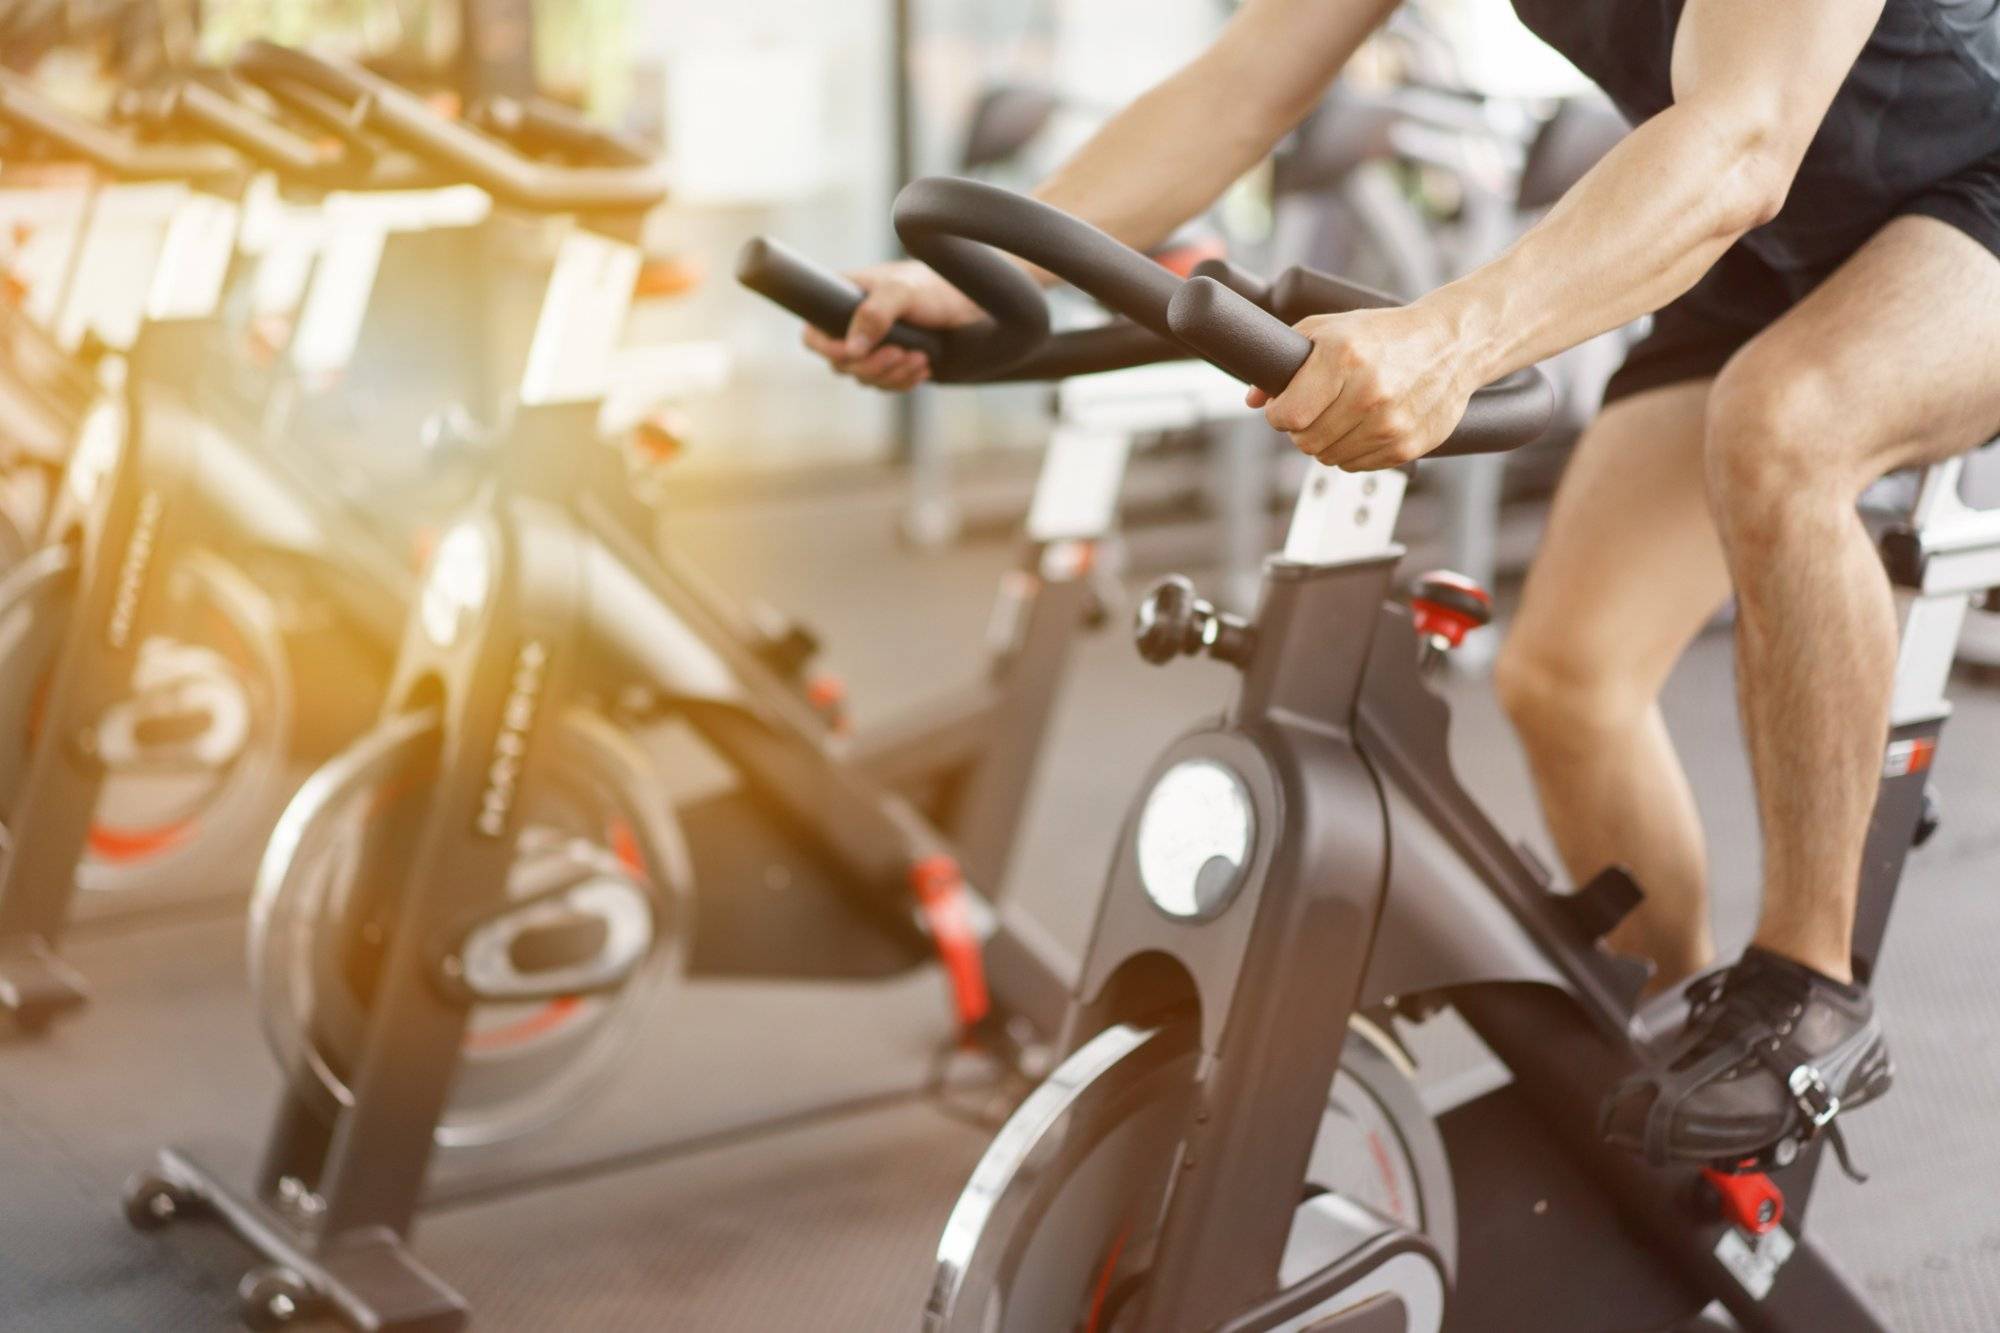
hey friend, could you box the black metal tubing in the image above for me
[576,490,1097,963]
[1848,715,1937,985]
[230,69,392,165]
[140,77,442,192]
[1352,606,1648,1035]
[472,95,652,168]
[133,78,326,175]
[234,42,668,215]
[0,68,239,183]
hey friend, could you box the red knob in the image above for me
[806,673,850,735]
[1409,570,1492,650]
[1703,1165,1785,1236]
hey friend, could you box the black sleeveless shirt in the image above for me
[1510,0,2000,290]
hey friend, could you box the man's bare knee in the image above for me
[1495,629,1650,753]
[1703,349,1861,542]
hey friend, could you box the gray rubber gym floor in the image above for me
[3,463,1997,1331]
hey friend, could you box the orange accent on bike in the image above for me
[634,256,703,299]
[244,315,289,367]
[633,416,684,461]
[411,527,439,571]
[87,819,196,863]
[909,855,990,1028]
[1151,238,1227,278]
[462,995,584,1053]
[1084,1221,1135,1333]
[1367,1128,1408,1225]
[805,674,850,733]
[609,819,643,874]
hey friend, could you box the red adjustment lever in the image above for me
[633,414,685,463]
[909,855,991,1030]
[1409,570,1493,650]
[805,673,850,734]
[1703,1164,1785,1236]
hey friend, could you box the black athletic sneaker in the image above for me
[1600,947,1893,1176]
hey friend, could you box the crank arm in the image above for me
[1212,1227,1447,1333]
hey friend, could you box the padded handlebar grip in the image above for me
[1269,266,1399,322]
[1169,276,1555,456]
[735,238,945,363]
[155,81,328,175]
[475,96,654,168]
[1188,257,1273,307]
[0,69,238,183]
[164,80,444,191]
[235,42,669,215]
[1429,369,1555,458]
[1167,278,1313,397]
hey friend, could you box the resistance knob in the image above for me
[1409,570,1493,653]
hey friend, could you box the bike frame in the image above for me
[1032,437,1991,1330]
[136,194,1122,1326]
[0,178,492,1029]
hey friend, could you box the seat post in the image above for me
[1852,453,2000,979]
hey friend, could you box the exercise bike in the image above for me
[755,180,1954,1332]
[0,69,497,1033]
[0,178,92,574]
[122,44,1111,1331]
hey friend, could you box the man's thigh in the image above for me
[1720,216,2000,472]
[1515,379,1730,680]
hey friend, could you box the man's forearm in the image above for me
[1030,0,1395,257]
[1422,103,1790,384]
[1032,58,1296,255]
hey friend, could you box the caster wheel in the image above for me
[121,1172,192,1231]
[237,1265,315,1330]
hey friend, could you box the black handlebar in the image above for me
[737,237,947,362]
[128,78,441,192]
[1164,276,1313,395]
[234,42,668,215]
[0,69,238,184]
[141,79,322,175]
[1167,276,1552,457]
[471,96,654,169]
[739,176,1552,455]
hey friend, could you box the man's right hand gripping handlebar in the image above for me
[737,176,1554,459]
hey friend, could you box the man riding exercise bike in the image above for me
[805,0,2000,1176]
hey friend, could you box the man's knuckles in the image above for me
[1266,398,1321,433]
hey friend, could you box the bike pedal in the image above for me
[1556,864,1644,943]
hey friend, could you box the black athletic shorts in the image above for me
[1508,0,2000,407]
[1605,158,2000,407]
